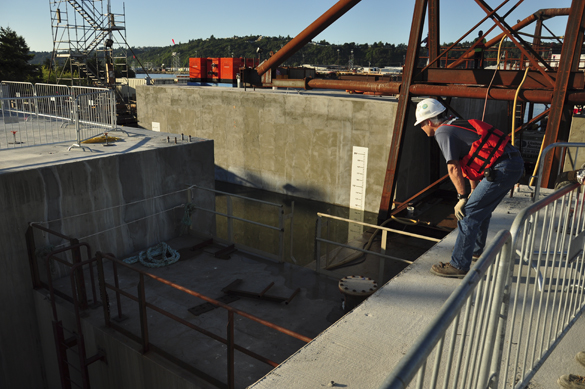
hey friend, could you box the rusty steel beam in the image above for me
[540,0,585,188]
[256,0,362,77]
[378,0,428,224]
[475,0,555,85]
[409,83,553,103]
[415,68,585,89]
[428,0,440,68]
[448,8,570,69]
[423,0,512,72]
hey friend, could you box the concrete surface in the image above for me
[136,85,509,214]
[0,128,215,389]
[249,186,585,389]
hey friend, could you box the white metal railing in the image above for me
[380,182,585,389]
[533,142,585,200]
[1,81,116,150]
[315,213,441,282]
[188,184,287,262]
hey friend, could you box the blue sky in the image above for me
[0,0,572,52]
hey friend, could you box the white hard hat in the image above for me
[414,98,446,126]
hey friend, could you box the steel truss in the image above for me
[49,0,129,87]
[246,0,585,223]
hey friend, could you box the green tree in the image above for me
[0,27,40,82]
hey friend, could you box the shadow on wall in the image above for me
[215,165,327,201]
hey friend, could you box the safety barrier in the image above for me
[25,184,311,389]
[0,81,116,150]
[534,142,585,200]
[188,184,287,262]
[380,181,585,388]
[314,212,441,282]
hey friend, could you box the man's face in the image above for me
[421,120,434,137]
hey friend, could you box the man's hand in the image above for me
[455,198,467,221]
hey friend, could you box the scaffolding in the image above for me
[49,0,130,87]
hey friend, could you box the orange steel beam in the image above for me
[378,0,428,223]
[475,0,555,85]
[447,8,570,69]
[540,0,585,188]
[256,0,362,77]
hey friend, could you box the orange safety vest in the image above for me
[445,119,510,180]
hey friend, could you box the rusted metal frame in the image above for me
[448,8,570,69]
[45,243,93,321]
[256,0,362,77]
[428,0,440,68]
[378,0,428,223]
[68,260,106,388]
[71,238,89,309]
[415,68,585,89]
[390,174,450,216]
[541,21,564,45]
[422,0,511,73]
[25,225,41,289]
[99,252,313,342]
[228,311,235,389]
[474,0,556,86]
[409,83,553,103]
[514,107,550,135]
[540,0,585,188]
[96,253,111,326]
[137,273,150,353]
[112,261,124,320]
[53,322,73,389]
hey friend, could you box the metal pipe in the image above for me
[408,84,554,103]
[256,0,362,76]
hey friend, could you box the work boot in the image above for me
[577,352,585,368]
[558,374,585,388]
[472,254,481,262]
[430,262,467,279]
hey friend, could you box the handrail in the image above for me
[533,142,585,200]
[96,252,311,389]
[379,230,512,389]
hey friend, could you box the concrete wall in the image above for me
[137,86,399,214]
[137,86,510,213]
[0,139,214,388]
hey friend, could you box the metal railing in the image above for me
[534,142,585,200]
[188,184,287,262]
[96,251,311,389]
[380,182,585,388]
[315,212,441,282]
[1,81,116,150]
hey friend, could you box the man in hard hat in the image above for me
[474,30,486,69]
[414,98,524,278]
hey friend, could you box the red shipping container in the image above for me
[189,58,206,81]
[245,58,259,69]
[219,58,244,83]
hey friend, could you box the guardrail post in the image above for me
[25,225,42,288]
[96,252,111,327]
[315,217,322,274]
[71,238,88,309]
[138,274,150,353]
[110,89,116,131]
[227,196,234,243]
[379,230,388,284]
[278,206,284,262]
[73,94,81,146]
[478,235,512,388]
[227,311,235,389]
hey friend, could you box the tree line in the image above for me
[2,26,556,83]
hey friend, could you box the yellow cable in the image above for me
[529,131,547,187]
[482,36,507,121]
[511,67,530,146]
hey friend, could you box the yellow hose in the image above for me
[511,67,530,146]
[482,36,507,121]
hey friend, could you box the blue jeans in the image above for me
[450,153,524,271]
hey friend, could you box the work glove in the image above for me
[455,198,467,221]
